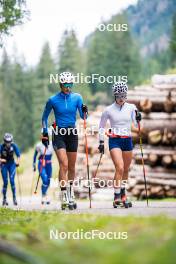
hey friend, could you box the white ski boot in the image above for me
[68,185,77,210]
[60,190,69,210]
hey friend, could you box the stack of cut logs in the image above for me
[75,74,176,199]
[128,74,176,198]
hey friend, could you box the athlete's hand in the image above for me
[33,163,36,172]
[0,159,6,163]
[82,104,88,114]
[42,132,49,148]
[135,110,142,122]
[98,141,104,154]
[15,162,20,167]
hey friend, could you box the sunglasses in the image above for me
[115,94,127,100]
[63,83,73,88]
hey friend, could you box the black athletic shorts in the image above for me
[52,127,78,152]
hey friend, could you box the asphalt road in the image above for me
[1,197,176,218]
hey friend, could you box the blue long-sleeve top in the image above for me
[42,92,85,133]
[0,143,20,163]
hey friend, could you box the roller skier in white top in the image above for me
[98,82,141,208]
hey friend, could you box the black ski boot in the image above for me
[2,198,8,206]
[113,193,123,208]
[13,197,18,206]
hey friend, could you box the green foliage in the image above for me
[0,209,176,264]
[58,29,92,104]
[0,50,34,150]
[0,0,29,45]
[58,30,83,73]
[33,42,56,141]
[170,13,176,67]
[0,0,175,152]
[86,14,141,93]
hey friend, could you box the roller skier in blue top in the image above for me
[0,133,20,206]
[42,72,88,210]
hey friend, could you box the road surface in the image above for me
[1,197,176,218]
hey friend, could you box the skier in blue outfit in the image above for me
[33,141,53,204]
[0,133,20,206]
[41,72,88,210]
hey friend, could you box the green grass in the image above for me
[0,209,176,264]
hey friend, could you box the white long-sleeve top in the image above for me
[99,102,138,141]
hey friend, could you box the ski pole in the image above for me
[29,169,36,202]
[16,167,22,207]
[34,147,47,194]
[83,112,92,208]
[94,153,103,178]
[135,110,149,206]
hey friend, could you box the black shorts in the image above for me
[52,127,78,152]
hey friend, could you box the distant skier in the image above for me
[98,82,141,208]
[0,133,20,206]
[33,141,53,204]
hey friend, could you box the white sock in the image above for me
[114,188,121,195]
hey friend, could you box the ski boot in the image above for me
[13,197,18,206]
[60,190,69,210]
[113,193,123,208]
[68,186,77,210]
[2,198,8,207]
[121,189,132,208]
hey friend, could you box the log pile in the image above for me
[128,74,176,198]
[74,74,176,199]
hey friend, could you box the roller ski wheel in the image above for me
[113,193,123,208]
[113,201,123,208]
[122,195,132,209]
[41,195,50,205]
[68,203,74,210]
[2,199,8,207]
[69,201,77,210]
[61,203,69,210]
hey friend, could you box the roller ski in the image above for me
[68,186,77,210]
[2,198,8,207]
[121,188,132,208]
[41,195,50,205]
[13,197,18,206]
[60,190,69,210]
[113,193,123,208]
[113,193,132,209]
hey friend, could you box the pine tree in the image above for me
[9,62,34,150]
[86,14,141,94]
[33,42,56,141]
[57,29,92,102]
[58,30,82,74]
[0,50,15,138]
[170,13,176,67]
